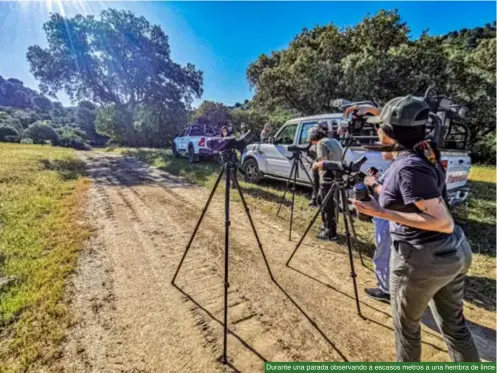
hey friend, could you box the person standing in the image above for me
[220,125,236,187]
[352,95,480,362]
[309,125,342,241]
[220,126,229,138]
[363,153,393,303]
[309,122,329,208]
[240,122,249,136]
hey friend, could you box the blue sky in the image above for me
[0,1,495,107]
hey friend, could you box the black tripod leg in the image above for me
[277,160,296,217]
[289,161,298,241]
[339,187,362,316]
[171,168,225,285]
[344,205,364,266]
[286,186,334,266]
[221,166,231,364]
[231,169,275,281]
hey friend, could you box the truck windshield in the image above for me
[276,123,298,145]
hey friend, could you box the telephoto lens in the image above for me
[353,182,372,222]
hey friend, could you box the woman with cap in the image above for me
[351,95,480,362]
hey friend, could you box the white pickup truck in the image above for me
[241,108,471,206]
[172,123,222,163]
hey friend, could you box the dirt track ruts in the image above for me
[62,152,495,373]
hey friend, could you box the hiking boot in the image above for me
[364,288,390,304]
[316,229,337,241]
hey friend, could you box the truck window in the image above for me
[299,121,319,144]
[276,123,298,145]
[189,125,203,136]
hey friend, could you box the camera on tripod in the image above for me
[287,143,317,162]
[206,130,257,153]
[320,156,372,222]
[320,155,367,174]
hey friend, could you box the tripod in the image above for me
[276,151,315,241]
[285,173,362,316]
[171,150,274,365]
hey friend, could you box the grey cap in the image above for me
[367,95,430,127]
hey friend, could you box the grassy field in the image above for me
[122,147,496,312]
[0,144,91,373]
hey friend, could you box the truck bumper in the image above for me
[447,186,470,207]
[199,148,218,156]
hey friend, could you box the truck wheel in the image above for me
[188,146,198,164]
[243,158,261,183]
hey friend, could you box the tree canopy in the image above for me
[247,11,496,157]
[27,9,204,145]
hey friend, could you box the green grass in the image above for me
[453,165,496,310]
[117,147,219,185]
[0,143,91,373]
[120,147,495,311]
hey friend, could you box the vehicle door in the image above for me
[295,121,321,184]
[176,128,189,152]
[266,122,299,176]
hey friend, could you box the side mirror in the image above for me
[269,137,276,144]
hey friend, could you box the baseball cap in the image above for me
[367,95,430,127]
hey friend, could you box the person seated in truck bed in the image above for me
[260,123,272,143]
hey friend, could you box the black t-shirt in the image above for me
[379,152,449,244]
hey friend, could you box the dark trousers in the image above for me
[311,168,320,203]
[390,226,480,362]
[318,182,337,237]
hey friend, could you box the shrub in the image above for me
[23,121,60,144]
[4,117,23,135]
[78,100,97,111]
[4,135,20,143]
[0,125,20,141]
[57,127,92,150]
[20,138,34,144]
[13,110,40,127]
[32,95,53,112]
[472,133,496,164]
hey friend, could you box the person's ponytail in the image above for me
[412,139,441,165]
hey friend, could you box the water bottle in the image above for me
[353,182,371,222]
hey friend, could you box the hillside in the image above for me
[440,21,496,49]
[0,75,107,148]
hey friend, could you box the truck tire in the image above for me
[188,145,199,164]
[243,158,261,183]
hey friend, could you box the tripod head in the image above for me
[207,130,257,153]
[287,143,317,162]
[321,156,368,174]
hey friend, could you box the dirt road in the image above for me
[63,152,495,373]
